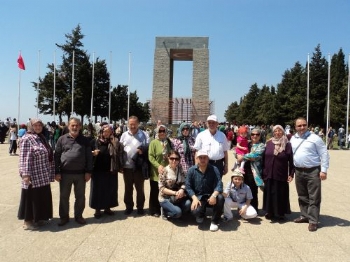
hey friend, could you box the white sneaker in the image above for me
[209,223,219,232]
[196,217,204,224]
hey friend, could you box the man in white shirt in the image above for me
[194,115,229,177]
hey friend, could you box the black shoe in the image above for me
[58,218,69,226]
[94,210,102,219]
[152,213,160,217]
[75,217,87,225]
[264,213,273,220]
[308,223,317,232]
[294,217,309,223]
[104,209,114,216]
[137,209,145,215]
[124,208,133,215]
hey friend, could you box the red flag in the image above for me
[17,54,25,70]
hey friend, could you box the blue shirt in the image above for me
[18,128,27,138]
[185,164,223,200]
[290,131,329,173]
[224,182,253,204]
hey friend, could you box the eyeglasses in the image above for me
[158,130,166,133]
[169,157,179,161]
[251,133,260,136]
[182,128,189,131]
[296,124,307,127]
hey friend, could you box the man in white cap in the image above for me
[193,115,229,176]
[185,150,224,232]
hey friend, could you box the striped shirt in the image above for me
[19,133,55,189]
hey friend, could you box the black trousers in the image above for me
[149,179,161,214]
[191,194,225,224]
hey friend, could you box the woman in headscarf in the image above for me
[18,118,55,230]
[158,150,191,220]
[172,122,196,175]
[262,125,294,220]
[90,123,123,218]
[242,128,265,212]
[148,125,173,217]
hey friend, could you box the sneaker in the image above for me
[222,216,233,222]
[196,216,204,224]
[209,223,219,232]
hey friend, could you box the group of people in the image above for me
[17,115,329,233]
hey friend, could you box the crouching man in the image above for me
[185,150,224,232]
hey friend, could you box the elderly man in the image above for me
[194,115,229,176]
[185,150,224,232]
[290,117,329,232]
[54,117,93,226]
[120,116,150,215]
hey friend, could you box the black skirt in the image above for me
[263,178,291,217]
[18,184,53,222]
[89,171,118,210]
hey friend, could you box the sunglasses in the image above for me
[251,133,260,136]
[158,130,166,133]
[182,128,189,131]
[169,157,179,161]
[296,124,307,127]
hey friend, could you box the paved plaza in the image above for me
[0,142,349,262]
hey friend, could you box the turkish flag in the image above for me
[17,54,25,70]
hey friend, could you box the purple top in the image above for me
[262,140,294,182]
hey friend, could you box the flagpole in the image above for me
[37,50,41,118]
[108,51,112,123]
[53,50,56,123]
[17,51,25,127]
[71,50,75,115]
[326,54,331,147]
[127,52,131,120]
[346,54,350,148]
[307,53,310,123]
[90,52,95,122]
[18,65,21,130]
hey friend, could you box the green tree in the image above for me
[56,24,92,120]
[329,48,347,127]
[309,44,328,126]
[239,83,260,124]
[275,62,307,126]
[224,101,240,123]
[34,25,111,123]
[91,58,110,122]
[110,85,150,122]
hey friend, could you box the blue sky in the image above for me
[1,0,349,124]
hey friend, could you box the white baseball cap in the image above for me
[197,150,209,157]
[207,115,218,122]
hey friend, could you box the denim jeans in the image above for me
[160,198,191,218]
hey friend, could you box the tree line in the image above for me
[34,25,150,124]
[225,44,349,129]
